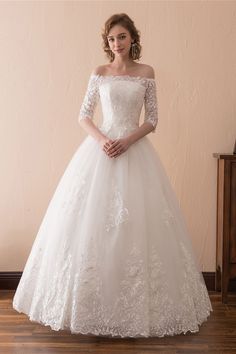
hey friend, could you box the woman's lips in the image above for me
[116,49,124,52]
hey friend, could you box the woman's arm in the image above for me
[79,116,107,143]
[78,72,115,157]
[78,72,108,143]
[106,121,154,158]
[126,121,155,145]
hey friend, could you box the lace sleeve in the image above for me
[78,74,100,122]
[144,79,158,133]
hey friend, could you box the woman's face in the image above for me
[107,24,133,58]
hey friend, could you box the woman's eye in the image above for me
[108,36,126,42]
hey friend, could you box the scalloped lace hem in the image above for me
[13,305,213,338]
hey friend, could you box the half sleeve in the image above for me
[144,80,158,133]
[78,74,100,122]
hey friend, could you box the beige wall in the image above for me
[0,1,235,272]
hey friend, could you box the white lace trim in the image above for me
[91,73,155,82]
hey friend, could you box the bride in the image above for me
[13,12,213,338]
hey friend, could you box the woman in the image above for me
[13,13,213,338]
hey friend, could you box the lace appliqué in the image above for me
[12,244,44,312]
[60,173,87,217]
[37,240,73,329]
[162,209,175,226]
[144,80,158,133]
[179,241,213,322]
[78,74,100,121]
[104,178,129,232]
[12,238,74,330]
[110,245,147,336]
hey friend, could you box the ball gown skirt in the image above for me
[12,73,213,338]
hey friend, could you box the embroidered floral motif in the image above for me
[144,79,158,132]
[61,175,87,216]
[179,241,213,321]
[78,74,100,121]
[105,178,129,232]
[162,209,175,226]
[37,239,73,329]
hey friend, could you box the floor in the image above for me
[1,290,236,354]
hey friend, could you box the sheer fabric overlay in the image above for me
[13,73,212,338]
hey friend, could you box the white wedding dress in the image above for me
[13,73,213,338]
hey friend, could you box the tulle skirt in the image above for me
[12,133,213,338]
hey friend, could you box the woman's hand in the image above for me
[105,137,132,158]
[99,136,114,155]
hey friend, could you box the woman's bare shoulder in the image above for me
[124,63,155,79]
[139,64,155,79]
[91,65,109,76]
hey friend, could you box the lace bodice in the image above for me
[78,73,158,138]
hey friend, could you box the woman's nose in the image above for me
[114,38,121,46]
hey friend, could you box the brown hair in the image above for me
[101,13,142,62]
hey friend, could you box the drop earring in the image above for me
[131,41,138,59]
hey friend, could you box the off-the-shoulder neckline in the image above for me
[91,73,155,81]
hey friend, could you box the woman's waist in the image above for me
[98,121,139,138]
